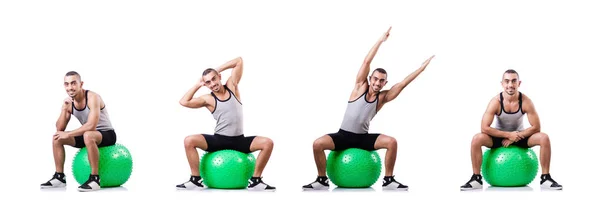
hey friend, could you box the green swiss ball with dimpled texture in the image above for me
[199,149,256,189]
[481,146,539,187]
[326,148,382,188]
[72,143,133,187]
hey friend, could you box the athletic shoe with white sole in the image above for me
[248,177,276,191]
[540,174,563,190]
[176,176,206,190]
[382,176,408,191]
[40,172,67,189]
[302,176,330,190]
[77,175,101,192]
[460,174,483,191]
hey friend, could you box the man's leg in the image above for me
[176,134,210,190]
[247,136,276,191]
[248,136,274,177]
[374,134,407,190]
[373,134,397,177]
[77,131,104,192]
[302,135,336,190]
[460,133,494,191]
[527,132,562,190]
[41,135,76,188]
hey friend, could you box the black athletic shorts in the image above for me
[203,134,256,153]
[74,130,117,148]
[328,129,380,151]
[491,136,530,149]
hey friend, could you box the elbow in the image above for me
[236,57,243,64]
[481,126,489,134]
[532,125,541,133]
[179,100,189,108]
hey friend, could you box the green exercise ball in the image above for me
[482,146,539,187]
[72,143,133,187]
[326,148,382,188]
[199,149,256,189]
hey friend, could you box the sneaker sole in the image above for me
[541,186,563,190]
[460,187,483,191]
[40,185,66,189]
[77,188,100,192]
[383,187,409,191]
[247,188,276,192]
[302,187,329,191]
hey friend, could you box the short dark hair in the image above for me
[373,68,387,74]
[503,69,519,79]
[202,68,217,76]
[65,71,81,81]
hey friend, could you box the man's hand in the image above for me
[53,131,70,140]
[502,131,524,147]
[380,27,391,42]
[62,97,72,110]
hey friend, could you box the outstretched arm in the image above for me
[519,96,541,137]
[356,27,391,86]
[179,79,208,108]
[215,57,243,88]
[382,55,435,103]
[66,94,101,137]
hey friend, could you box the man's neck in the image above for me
[73,89,86,102]
[503,91,519,102]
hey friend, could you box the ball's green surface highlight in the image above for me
[326,148,382,188]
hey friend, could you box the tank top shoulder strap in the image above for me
[498,92,504,116]
[518,92,524,114]
[72,90,90,111]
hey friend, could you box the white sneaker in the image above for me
[176,176,206,190]
[540,174,563,190]
[460,174,483,191]
[382,176,408,191]
[247,177,276,191]
[40,172,66,189]
[77,175,101,192]
[302,176,329,190]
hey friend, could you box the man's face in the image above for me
[369,71,388,92]
[64,75,82,98]
[203,71,222,92]
[501,73,520,96]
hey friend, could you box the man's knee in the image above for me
[261,137,274,150]
[538,132,550,146]
[184,136,196,149]
[83,131,98,146]
[471,133,488,146]
[313,138,325,151]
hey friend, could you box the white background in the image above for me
[1,0,598,216]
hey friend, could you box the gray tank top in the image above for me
[211,86,243,136]
[494,92,525,132]
[340,90,379,134]
[71,90,114,131]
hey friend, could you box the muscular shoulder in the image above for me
[520,93,535,113]
[200,93,216,106]
[86,91,105,108]
[488,95,501,114]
